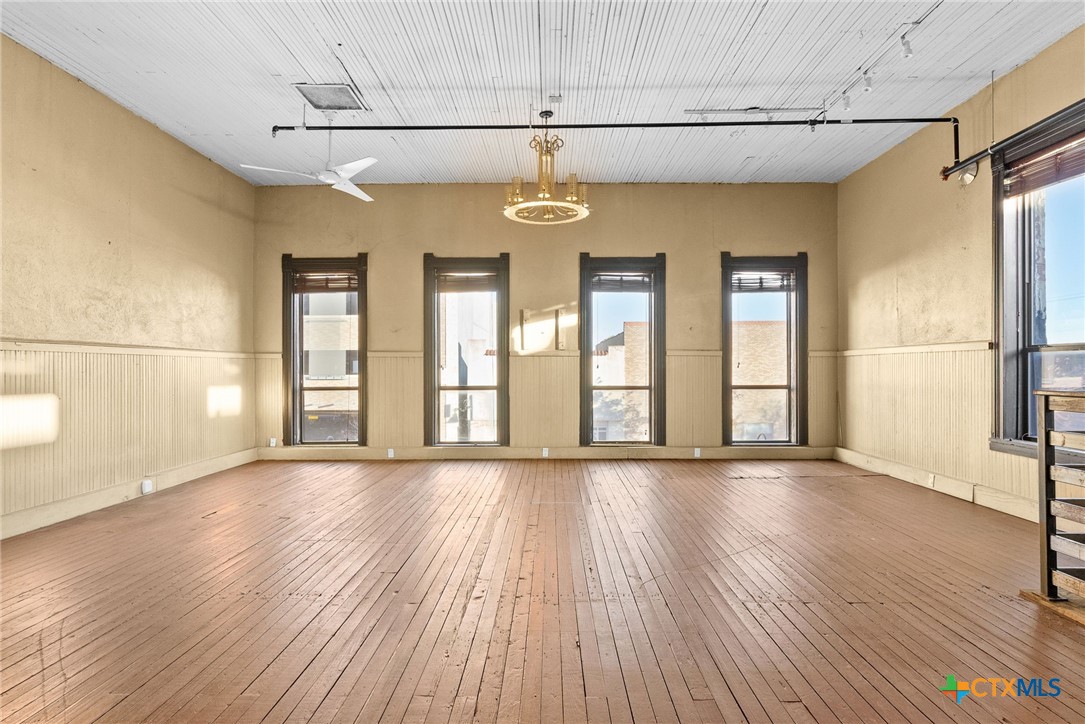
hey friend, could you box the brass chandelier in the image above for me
[503,111,589,225]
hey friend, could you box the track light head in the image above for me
[901,36,914,59]
[862,73,873,93]
[959,162,979,187]
[842,94,852,112]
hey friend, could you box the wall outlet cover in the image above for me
[542,447,549,458]
[269,437,277,447]
[140,478,154,495]
[387,448,395,459]
[694,447,701,458]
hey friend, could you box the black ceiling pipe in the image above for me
[940,98,1085,179]
[270,116,961,169]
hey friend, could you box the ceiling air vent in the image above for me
[293,83,366,111]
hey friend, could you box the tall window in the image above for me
[424,254,509,446]
[282,254,366,445]
[579,254,666,445]
[722,253,808,445]
[996,103,1085,444]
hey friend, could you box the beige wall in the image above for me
[836,27,1085,519]
[253,182,838,449]
[8,21,1079,534]
[1,37,257,535]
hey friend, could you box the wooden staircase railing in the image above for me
[1037,389,1085,601]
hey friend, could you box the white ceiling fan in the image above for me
[240,156,378,201]
[242,130,377,201]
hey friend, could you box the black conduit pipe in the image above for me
[940,98,1085,180]
[271,116,962,169]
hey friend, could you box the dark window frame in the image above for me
[579,253,667,446]
[423,253,510,446]
[721,252,809,446]
[992,102,1085,453]
[281,254,367,446]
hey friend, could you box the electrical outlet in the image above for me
[926,473,936,488]
[387,448,395,459]
[268,437,277,447]
[542,447,549,458]
[694,447,701,458]
[140,478,154,495]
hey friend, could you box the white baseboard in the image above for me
[1,448,259,539]
[833,447,1036,522]
[259,445,837,461]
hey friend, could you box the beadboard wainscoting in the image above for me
[666,351,723,448]
[836,341,1038,520]
[509,353,580,448]
[1,341,257,537]
[253,349,836,456]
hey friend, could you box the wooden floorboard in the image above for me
[2,459,1083,723]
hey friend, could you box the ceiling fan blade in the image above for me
[240,164,318,180]
[330,157,377,179]
[332,180,374,202]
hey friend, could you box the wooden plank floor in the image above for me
[2,459,1083,723]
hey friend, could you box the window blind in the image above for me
[436,271,498,293]
[293,271,359,293]
[591,272,653,292]
[730,270,794,292]
[1004,131,1085,197]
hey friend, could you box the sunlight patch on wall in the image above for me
[207,385,243,418]
[516,304,578,352]
[0,394,60,449]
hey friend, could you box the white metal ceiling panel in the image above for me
[3,1,1081,184]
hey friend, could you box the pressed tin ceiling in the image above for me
[3,1,1082,185]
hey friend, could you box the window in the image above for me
[282,254,366,445]
[995,104,1085,444]
[722,253,808,445]
[579,254,666,445]
[424,254,510,445]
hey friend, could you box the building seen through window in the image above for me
[722,254,808,446]
[580,254,666,446]
[282,255,366,445]
[424,255,510,446]
[997,125,1085,442]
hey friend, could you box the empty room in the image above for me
[2,1,1084,722]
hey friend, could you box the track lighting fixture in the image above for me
[958,162,978,187]
[901,36,914,59]
[862,73,873,93]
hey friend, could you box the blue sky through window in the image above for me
[733,291,788,322]
[593,292,649,346]
[1040,176,1085,345]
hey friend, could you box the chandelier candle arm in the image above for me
[503,112,590,225]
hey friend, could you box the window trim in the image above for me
[993,102,1085,447]
[423,253,510,446]
[281,254,368,446]
[579,253,667,446]
[721,252,809,446]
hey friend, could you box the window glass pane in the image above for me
[439,390,497,443]
[592,389,650,442]
[438,291,497,387]
[301,389,358,442]
[591,291,650,386]
[302,291,359,388]
[732,389,789,442]
[1027,349,1085,437]
[732,291,789,386]
[1029,175,1085,346]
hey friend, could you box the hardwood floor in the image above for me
[2,459,1082,723]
